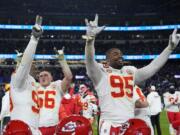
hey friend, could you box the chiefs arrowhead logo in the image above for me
[126,69,133,75]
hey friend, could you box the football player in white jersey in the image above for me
[163,85,180,135]
[37,48,72,135]
[79,84,98,124]
[82,14,180,135]
[7,15,43,135]
[134,86,154,135]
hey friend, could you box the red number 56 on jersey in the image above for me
[37,90,56,109]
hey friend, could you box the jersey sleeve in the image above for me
[134,46,172,85]
[12,37,38,89]
[92,63,108,89]
[133,86,145,104]
[86,58,104,85]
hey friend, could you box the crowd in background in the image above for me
[0,60,180,95]
[0,0,180,26]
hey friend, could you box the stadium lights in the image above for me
[0,54,180,60]
[75,75,85,79]
[0,24,180,31]
[174,75,180,79]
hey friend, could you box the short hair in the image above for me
[38,68,53,81]
[39,68,52,75]
[105,48,122,60]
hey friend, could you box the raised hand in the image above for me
[15,50,23,58]
[53,46,65,61]
[15,50,23,65]
[168,28,180,51]
[32,15,43,39]
[82,14,106,41]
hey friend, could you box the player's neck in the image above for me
[109,64,123,70]
[41,83,51,88]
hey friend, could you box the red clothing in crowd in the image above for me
[59,88,82,120]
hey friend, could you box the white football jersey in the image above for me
[134,87,152,129]
[81,94,98,119]
[95,64,140,125]
[37,80,63,127]
[135,107,154,135]
[0,91,10,119]
[163,91,180,112]
[10,74,39,129]
[135,107,151,120]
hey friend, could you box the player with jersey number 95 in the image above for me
[83,14,180,135]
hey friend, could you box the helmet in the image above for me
[55,115,93,135]
[3,120,32,135]
[124,118,151,135]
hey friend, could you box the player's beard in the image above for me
[110,60,124,69]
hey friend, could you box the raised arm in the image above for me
[83,14,105,86]
[54,47,73,93]
[135,29,180,85]
[14,15,43,88]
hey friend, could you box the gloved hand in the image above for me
[53,46,65,61]
[82,14,106,41]
[15,50,23,65]
[15,50,23,58]
[168,28,180,51]
[31,15,43,39]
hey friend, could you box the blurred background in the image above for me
[0,1,180,134]
[0,0,180,94]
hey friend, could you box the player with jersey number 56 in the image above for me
[37,47,73,135]
[83,14,180,135]
[3,15,43,135]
